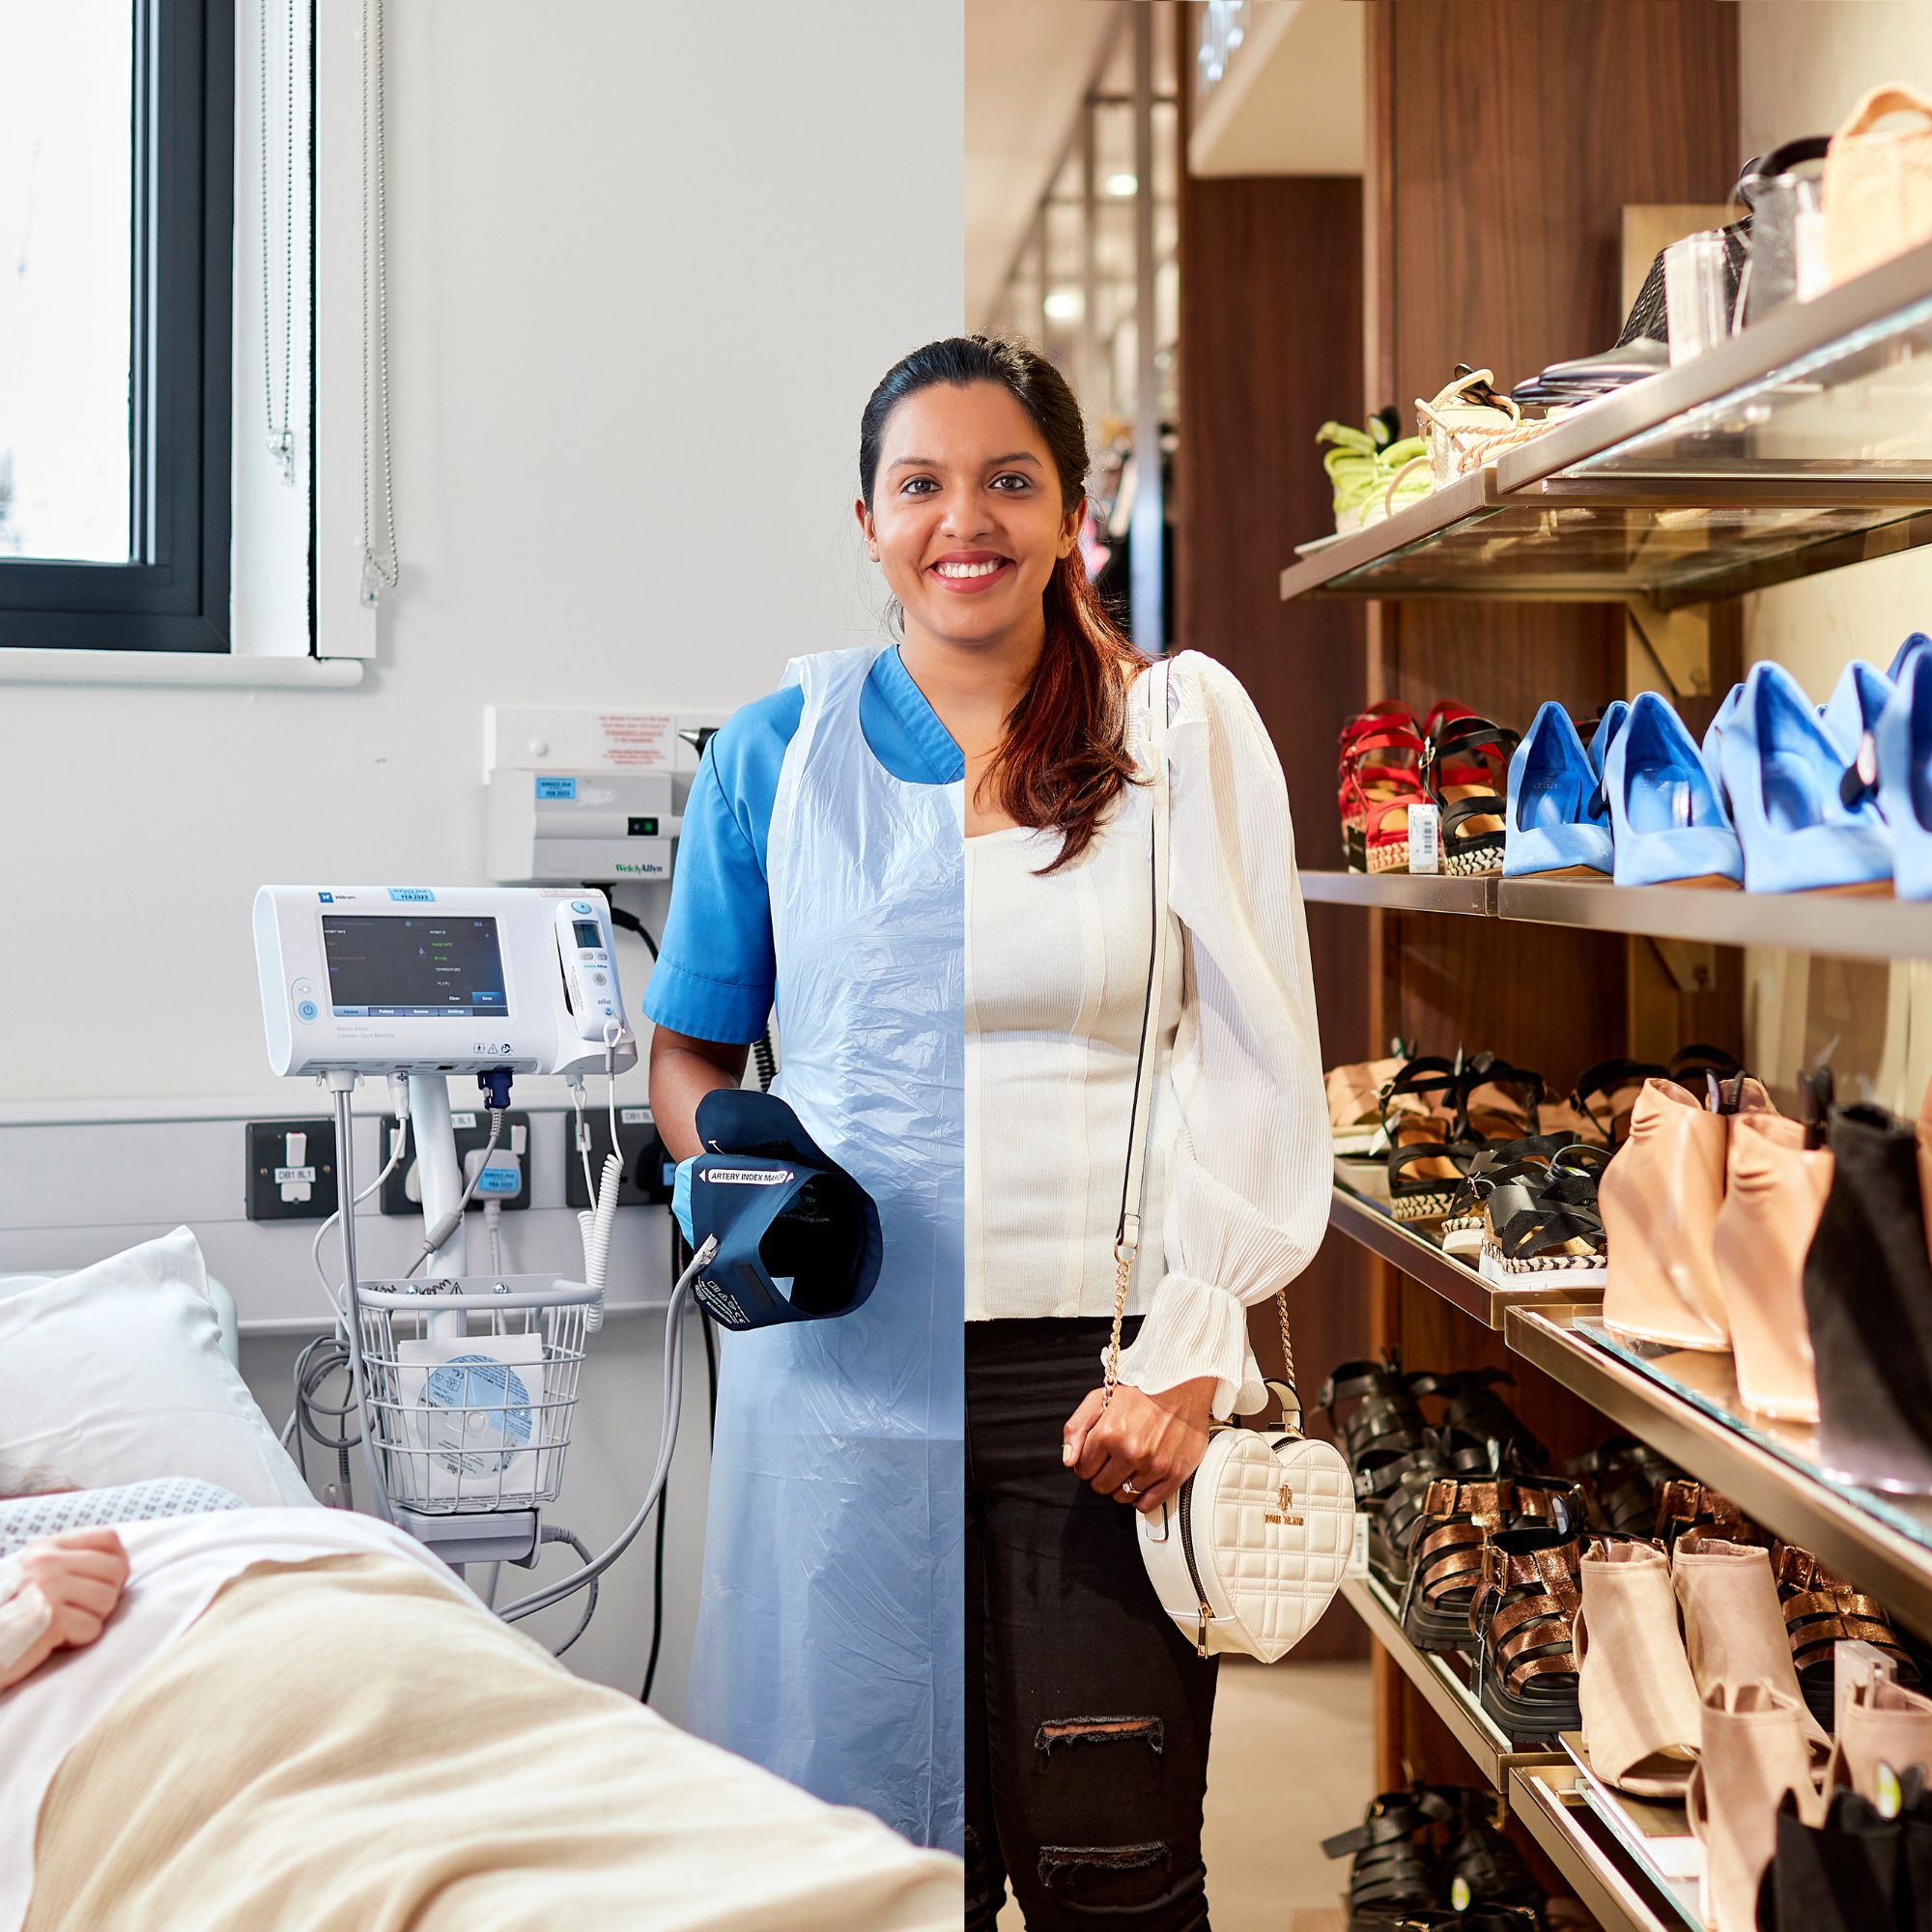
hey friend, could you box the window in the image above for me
[0,0,234,651]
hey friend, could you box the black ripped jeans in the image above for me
[966,1318,1219,1932]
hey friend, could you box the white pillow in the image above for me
[0,1229,315,1508]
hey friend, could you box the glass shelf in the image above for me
[1511,1763,1697,1932]
[1280,239,1932,610]
[1328,1183,1599,1331]
[1296,869,1932,964]
[1506,1308,1932,1639]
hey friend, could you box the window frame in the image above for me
[0,0,235,652]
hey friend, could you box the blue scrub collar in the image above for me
[875,646,965,785]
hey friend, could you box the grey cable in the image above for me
[539,1525,599,1657]
[405,1107,503,1274]
[497,1241,714,1624]
[332,1083,395,1523]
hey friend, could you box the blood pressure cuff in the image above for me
[687,1090,883,1328]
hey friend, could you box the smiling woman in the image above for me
[879,338,1329,1932]
[854,335,1144,853]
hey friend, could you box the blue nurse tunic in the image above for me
[642,645,964,1044]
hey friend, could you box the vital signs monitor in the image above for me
[254,885,639,1081]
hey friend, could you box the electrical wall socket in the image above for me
[562,1105,671,1209]
[244,1118,339,1221]
[380,1111,533,1216]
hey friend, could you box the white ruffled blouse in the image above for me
[963,650,1329,1416]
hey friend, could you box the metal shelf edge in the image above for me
[1296,870,1932,964]
[1302,870,1496,916]
[1509,1766,1681,1932]
[1340,1574,1562,1790]
[1494,876,1932,964]
[1504,1308,1932,1641]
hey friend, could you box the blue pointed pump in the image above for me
[1587,700,1629,782]
[1701,680,1744,805]
[1719,661,1892,894]
[1604,692,1744,889]
[1505,702,1613,877]
[1820,660,1895,764]
[1877,650,1932,901]
[1889,631,1932,684]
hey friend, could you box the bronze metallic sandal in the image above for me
[1469,1525,1587,1742]
[1773,1541,1924,1733]
[1400,1471,1583,1655]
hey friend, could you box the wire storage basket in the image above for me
[352,1275,596,1516]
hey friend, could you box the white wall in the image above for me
[0,0,961,1103]
[1739,2,1932,1114]
[0,0,963,1717]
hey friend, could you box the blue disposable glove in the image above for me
[671,1156,696,1244]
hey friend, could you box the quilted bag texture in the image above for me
[1138,1418,1354,1662]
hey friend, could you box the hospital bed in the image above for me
[0,1234,961,1932]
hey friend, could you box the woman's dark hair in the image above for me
[859,334,1148,872]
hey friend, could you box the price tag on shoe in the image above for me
[1407,802,1440,875]
[1345,1512,1371,1580]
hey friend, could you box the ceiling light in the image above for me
[1105,172,1138,198]
[1043,288,1084,322]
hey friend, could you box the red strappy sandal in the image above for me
[1337,702,1425,872]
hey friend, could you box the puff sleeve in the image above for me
[1111,652,1330,1416]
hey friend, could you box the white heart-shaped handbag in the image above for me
[1103,662,1353,1663]
[1135,1376,1354,1662]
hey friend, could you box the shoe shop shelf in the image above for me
[1510,1764,1696,1932]
[1279,239,1932,611]
[1506,1306,1932,1639]
[1299,869,1932,964]
[1338,1571,1564,1791]
[1301,870,1496,916]
[1328,1185,1598,1331]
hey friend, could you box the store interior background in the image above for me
[969,2,1932,1923]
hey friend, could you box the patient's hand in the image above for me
[0,1529,129,1691]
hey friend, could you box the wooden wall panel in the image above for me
[1177,173,1374,1662]
[1375,0,1741,1094]
[1364,0,1742,1787]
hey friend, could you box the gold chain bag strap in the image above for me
[1109,658,1355,1662]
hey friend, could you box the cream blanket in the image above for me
[24,1554,961,1932]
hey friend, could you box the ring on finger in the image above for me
[1120,1480,1140,1497]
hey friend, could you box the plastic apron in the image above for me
[685,644,965,1852]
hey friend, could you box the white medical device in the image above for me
[254,885,638,1082]
[254,885,640,1586]
[256,883,707,1647]
[486,769,682,885]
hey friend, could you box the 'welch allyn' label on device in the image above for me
[705,1167,795,1186]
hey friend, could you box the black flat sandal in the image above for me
[1407,1366,1548,1471]
[1379,1056,1472,1226]
[1439,1135,1572,1258]
[1321,1782,1456,1930]
[1564,1435,1683,1538]
[1426,715,1520,878]
[1476,1164,1608,1290]
[1564,1056,1669,1146]
[1376,1424,1502,1592]
[1436,1787,1548,1928]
